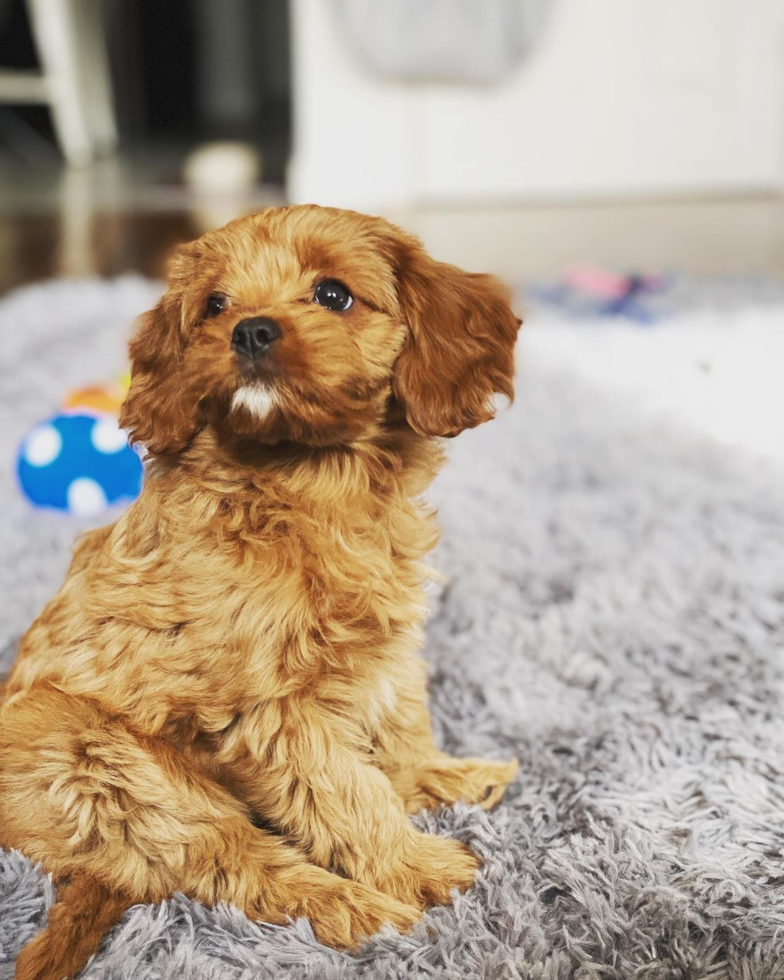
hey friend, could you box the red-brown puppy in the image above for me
[0,206,520,980]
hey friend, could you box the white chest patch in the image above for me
[232,385,277,420]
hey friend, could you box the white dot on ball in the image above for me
[24,424,63,466]
[67,477,108,517]
[91,418,128,454]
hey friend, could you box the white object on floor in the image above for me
[183,141,264,232]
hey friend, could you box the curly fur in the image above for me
[0,206,520,979]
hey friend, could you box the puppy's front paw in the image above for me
[394,757,519,814]
[297,875,421,951]
[384,834,480,909]
[462,757,519,811]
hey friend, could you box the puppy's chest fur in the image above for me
[9,433,440,752]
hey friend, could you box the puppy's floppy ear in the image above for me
[119,249,200,455]
[391,243,520,438]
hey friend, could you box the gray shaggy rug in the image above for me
[2,277,784,980]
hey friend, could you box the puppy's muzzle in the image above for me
[231,317,282,360]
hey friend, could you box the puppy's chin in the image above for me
[221,382,285,445]
[231,384,278,421]
[212,380,386,449]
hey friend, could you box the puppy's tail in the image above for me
[15,874,134,980]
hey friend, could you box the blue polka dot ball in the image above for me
[17,414,143,516]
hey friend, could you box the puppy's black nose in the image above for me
[231,317,282,359]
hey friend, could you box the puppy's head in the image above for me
[120,206,520,455]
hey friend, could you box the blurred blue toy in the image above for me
[17,413,142,516]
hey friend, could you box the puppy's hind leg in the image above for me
[14,875,132,980]
[0,687,419,972]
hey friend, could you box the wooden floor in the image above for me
[0,151,284,294]
[0,212,200,294]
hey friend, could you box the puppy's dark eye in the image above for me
[206,293,228,318]
[314,279,353,312]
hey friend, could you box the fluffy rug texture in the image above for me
[1,277,784,979]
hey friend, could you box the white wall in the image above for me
[288,0,784,210]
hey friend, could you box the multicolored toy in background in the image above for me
[531,264,670,323]
[16,373,143,517]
